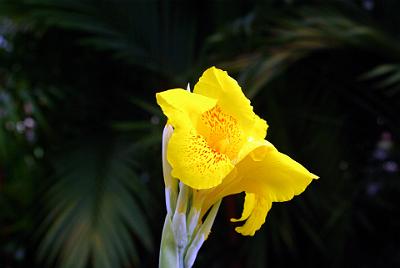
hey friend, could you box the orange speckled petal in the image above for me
[194,67,268,144]
[167,127,234,189]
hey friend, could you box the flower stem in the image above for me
[184,199,222,268]
[159,192,222,268]
[159,214,179,268]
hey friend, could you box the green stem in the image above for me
[160,174,222,268]
[159,214,179,268]
[184,199,222,268]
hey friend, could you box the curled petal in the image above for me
[237,144,318,202]
[201,142,317,235]
[234,194,272,236]
[231,192,255,222]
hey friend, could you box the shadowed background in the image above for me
[0,0,399,267]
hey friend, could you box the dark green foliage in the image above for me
[37,138,153,268]
[0,0,399,267]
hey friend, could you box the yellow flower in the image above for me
[156,67,318,236]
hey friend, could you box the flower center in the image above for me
[213,138,229,154]
[197,105,243,160]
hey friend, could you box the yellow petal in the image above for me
[237,144,318,202]
[235,194,272,236]
[156,88,217,130]
[193,67,268,154]
[198,142,317,232]
[231,192,255,222]
[234,145,318,235]
[157,88,236,189]
[167,126,235,190]
[237,139,274,162]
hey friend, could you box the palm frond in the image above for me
[215,7,400,98]
[0,0,199,80]
[360,64,400,96]
[37,138,153,268]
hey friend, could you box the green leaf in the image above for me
[359,64,399,80]
[38,138,153,268]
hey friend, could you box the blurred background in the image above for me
[0,0,399,267]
